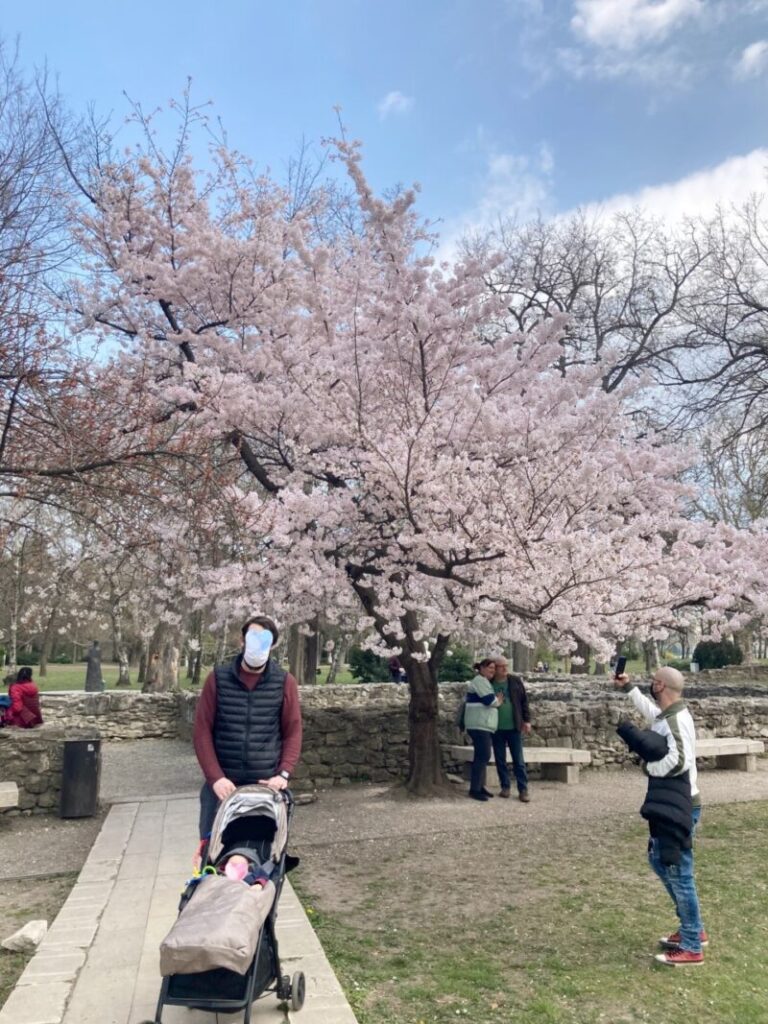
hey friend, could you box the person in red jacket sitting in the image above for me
[1,667,43,728]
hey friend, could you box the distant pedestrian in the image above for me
[464,659,501,802]
[1,667,43,728]
[491,658,532,802]
[388,655,404,683]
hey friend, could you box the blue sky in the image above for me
[5,0,768,242]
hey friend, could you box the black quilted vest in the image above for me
[213,655,286,784]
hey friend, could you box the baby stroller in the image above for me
[150,784,305,1023]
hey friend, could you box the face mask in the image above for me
[244,628,273,669]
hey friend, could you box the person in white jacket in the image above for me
[615,666,707,966]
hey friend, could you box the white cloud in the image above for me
[439,149,768,266]
[437,146,555,262]
[578,149,768,223]
[571,0,703,51]
[735,40,768,80]
[377,91,414,120]
[556,43,694,85]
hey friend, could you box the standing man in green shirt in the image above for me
[491,657,532,802]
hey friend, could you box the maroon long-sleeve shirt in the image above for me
[193,661,302,786]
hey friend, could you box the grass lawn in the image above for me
[0,874,77,1007]
[293,800,768,1024]
[28,661,355,690]
[31,663,206,692]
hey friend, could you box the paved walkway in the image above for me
[0,796,357,1024]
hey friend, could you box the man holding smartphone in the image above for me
[614,664,707,966]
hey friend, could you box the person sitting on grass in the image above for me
[1,667,43,728]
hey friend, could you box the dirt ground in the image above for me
[289,764,768,927]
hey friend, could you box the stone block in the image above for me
[2,919,48,952]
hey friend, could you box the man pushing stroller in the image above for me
[193,615,303,849]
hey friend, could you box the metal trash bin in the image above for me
[59,738,101,818]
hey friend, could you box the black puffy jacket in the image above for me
[213,656,286,785]
[617,720,693,865]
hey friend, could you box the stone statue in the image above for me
[84,641,105,692]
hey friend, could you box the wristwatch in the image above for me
[279,770,290,781]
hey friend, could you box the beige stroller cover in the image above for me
[159,875,276,975]
[159,785,289,976]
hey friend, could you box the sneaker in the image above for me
[654,949,704,967]
[519,790,531,803]
[481,788,495,798]
[659,930,709,950]
[468,790,489,801]
[499,788,511,798]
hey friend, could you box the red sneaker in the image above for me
[659,930,709,950]
[654,949,704,967]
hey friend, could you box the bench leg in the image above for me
[715,753,757,772]
[540,764,580,784]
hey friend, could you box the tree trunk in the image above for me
[326,639,348,686]
[215,618,230,666]
[734,628,753,664]
[404,659,446,795]
[142,623,164,692]
[304,620,319,684]
[286,624,306,684]
[156,640,180,691]
[570,639,590,674]
[643,640,661,675]
[512,642,532,674]
[112,610,131,687]
[137,642,148,685]
[186,612,202,679]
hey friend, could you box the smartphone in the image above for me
[614,656,627,679]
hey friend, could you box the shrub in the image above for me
[692,639,744,670]
[665,657,691,672]
[16,650,40,667]
[438,646,475,682]
[348,647,391,683]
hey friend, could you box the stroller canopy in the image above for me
[207,784,289,867]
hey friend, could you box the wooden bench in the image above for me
[448,745,592,785]
[0,781,19,809]
[697,737,765,772]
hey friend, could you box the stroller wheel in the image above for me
[277,973,292,1001]
[291,970,306,1011]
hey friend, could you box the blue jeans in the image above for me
[648,805,704,952]
[198,783,220,839]
[467,729,493,793]
[492,729,529,793]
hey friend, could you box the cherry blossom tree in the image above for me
[66,120,768,794]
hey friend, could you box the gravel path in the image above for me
[2,738,768,881]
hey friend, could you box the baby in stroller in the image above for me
[222,852,269,885]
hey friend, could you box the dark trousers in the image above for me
[467,729,493,793]
[492,729,529,793]
[199,783,220,839]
